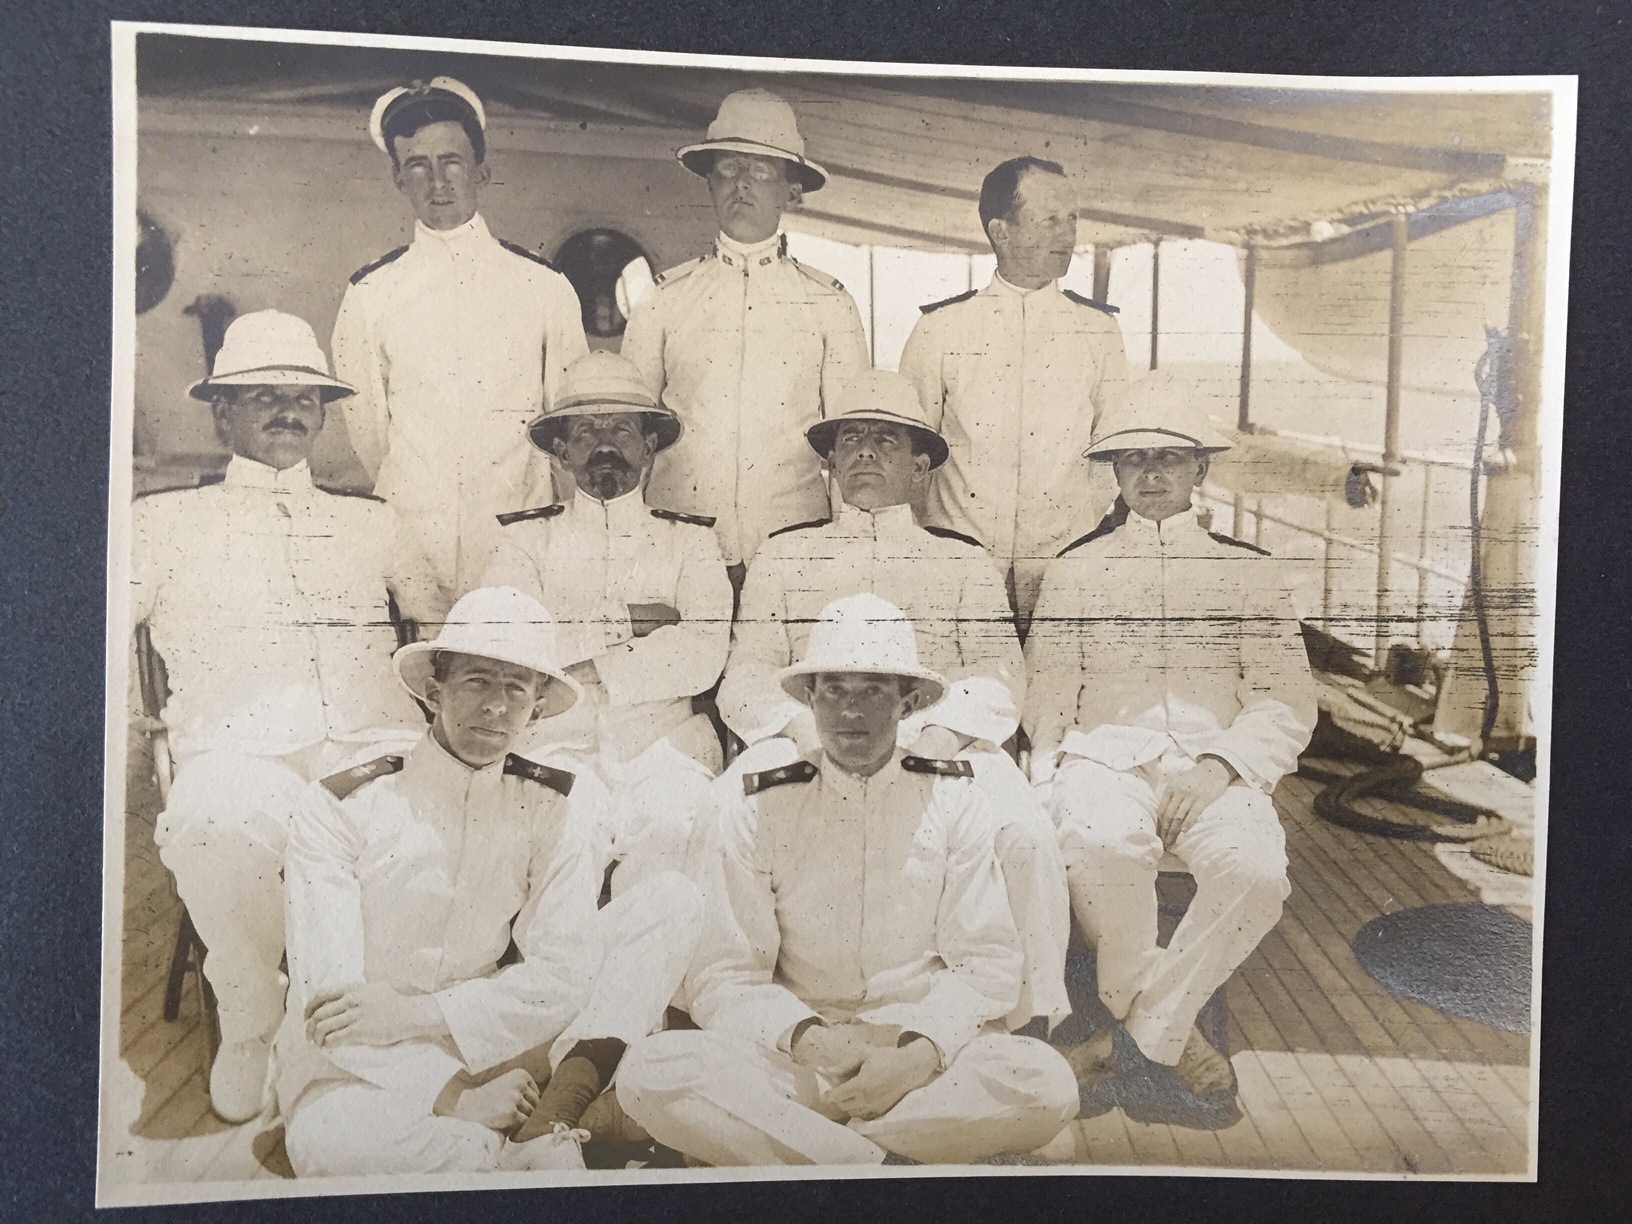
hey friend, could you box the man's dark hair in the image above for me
[978,156,1066,239]
[384,95,486,169]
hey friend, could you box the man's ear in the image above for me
[529,679,556,723]
[550,436,570,462]
[473,161,492,191]
[209,399,233,445]
[786,180,804,210]
[985,217,1007,254]
[421,676,444,719]
[898,685,928,718]
[1193,455,1211,487]
[911,453,933,484]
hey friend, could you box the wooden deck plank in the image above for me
[1228,1052,1323,1169]
[1328,1054,1462,1174]
[1289,1051,1407,1172]
[1371,1056,1495,1173]
[1243,1051,1368,1172]
[1118,1115,1186,1168]
[1409,1058,1529,1171]
[1074,1111,1141,1166]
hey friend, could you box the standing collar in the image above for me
[834,501,918,538]
[569,483,650,528]
[409,726,506,784]
[223,456,314,494]
[988,270,1059,298]
[1123,506,1208,541]
[715,231,786,269]
[414,212,490,248]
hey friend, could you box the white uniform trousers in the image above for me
[709,738,1069,1031]
[617,1028,1077,1166]
[1047,754,1291,1066]
[156,740,402,1045]
[285,871,704,1177]
[525,722,719,900]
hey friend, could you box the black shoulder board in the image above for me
[503,754,575,795]
[316,485,387,503]
[350,245,409,285]
[743,759,818,796]
[768,517,832,539]
[920,288,977,314]
[1062,289,1120,315]
[901,755,975,778]
[1058,497,1131,557]
[923,524,984,549]
[497,504,565,527]
[1209,531,1272,557]
[321,755,404,800]
[651,507,717,528]
[499,239,559,271]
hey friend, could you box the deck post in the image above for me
[1149,238,1161,370]
[1373,213,1409,669]
[1238,243,1257,432]
[1093,244,1113,306]
[1323,498,1336,630]
[1416,466,1434,644]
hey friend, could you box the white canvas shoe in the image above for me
[499,1124,590,1171]
[208,1036,272,1123]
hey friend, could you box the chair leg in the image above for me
[163,908,196,1022]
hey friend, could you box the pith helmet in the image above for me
[806,369,949,470]
[185,310,354,402]
[525,351,681,455]
[394,585,583,720]
[676,89,827,193]
[1086,372,1235,460]
[776,593,946,708]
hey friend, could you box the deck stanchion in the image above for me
[1416,466,1434,644]
[1238,243,1256,432]
[1149,238,1161,371]
[1374,213,1409,670]
[1093,244,1113,307]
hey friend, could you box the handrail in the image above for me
[1239,422,1476,472]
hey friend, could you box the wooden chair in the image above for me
[133,624,219,1046]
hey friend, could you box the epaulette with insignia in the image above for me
[924,524,984,549]
[1058,497,1131,557]
[901,755,975,778]
[496,504,565,527]
[743,759,818,795]
[321,755,404,800]
[502,754,575,796]
[919,288,977,314]
[650,507,717,528]
[653,255,707,288]
[1063,289,1120,315]
[1208,531,1272,557]
[499,239,560,272]
[768,517,832,539]
[350,245,409,285]
[790,259,844,293]
[316,485,387,503]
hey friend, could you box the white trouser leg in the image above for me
[284,1080,501,1177]
[549,872,705,1068]
[851,1033,1078,1163]
[617,1030,885,1166]
[1123,785,1289,1065]
[155,750,312,1044]
[1049,757,1165,1026]
[964,749,1072,1030]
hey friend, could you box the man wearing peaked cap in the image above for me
[617,594,1078,1166]
[133,309,440,1124]
[276,586,706,1177]
[621,89,869,577]
[1023,372,1316,1099]
[479,352,732,898]
[332,75,590,604]
[898,156,1133,626]
[718,368,1072,1033]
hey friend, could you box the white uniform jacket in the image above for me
[130,457,433,760]
[898,273,1131,594]
[1023,509,1317,792]
[620,233,869,566]
[331,213,590,598]
[479,489,733,761]
[690,751,1023,1066]
[718,502,1022,748]
[276,733,603,1117]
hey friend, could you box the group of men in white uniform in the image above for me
[129,75,1316,1176]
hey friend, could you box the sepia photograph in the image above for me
[99,20,1573,1205]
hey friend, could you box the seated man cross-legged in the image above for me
[618,594,1078,1166]
[276,586,704,1177]
[1024,376,1317,1098]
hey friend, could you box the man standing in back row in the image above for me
[621,89,869,581]
[898,155,1131,626]
[332,76,590,603]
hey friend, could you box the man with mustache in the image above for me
[131,310,438,1123]
[1024,377,1315,1099]
[898,156,1132,628]
[480,352,732,898]
[620,89,868,584]
[332,76,590,605]
[716,369,1071,1035]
